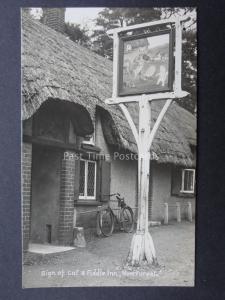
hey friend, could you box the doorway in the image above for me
[30,145,61,244]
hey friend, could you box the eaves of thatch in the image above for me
[22,14,196,167]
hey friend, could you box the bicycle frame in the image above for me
[100,193,131,225]
[97,192,134,237]
[103,193,126,208]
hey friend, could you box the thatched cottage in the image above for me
[22,12,196,250]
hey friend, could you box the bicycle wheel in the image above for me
[121,206,134,233]
[99,208,114,237]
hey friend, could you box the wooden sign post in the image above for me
[106,17,189,266]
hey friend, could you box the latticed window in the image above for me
[79,160,96,199]
[181,169,195,193]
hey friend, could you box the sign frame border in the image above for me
[106,17,189,104]
[118,28,174,97]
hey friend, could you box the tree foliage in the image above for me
[180,30,197,114]
[64,22,90,47]
[162,8,197,113]
[91,8,161,58]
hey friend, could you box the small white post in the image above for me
[164,203,169,225]
[96,207,102,236]
[176,202,181,223]
[187,202,192,222]
[73,227,86,248]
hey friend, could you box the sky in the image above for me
[66,8,103,28]
[31,7,103,33]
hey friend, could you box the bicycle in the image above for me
[97,193,134,237]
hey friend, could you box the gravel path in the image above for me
[23,221,195,287]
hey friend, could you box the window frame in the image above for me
[82,122,95,145]
[79,159,97,200]
[180,168,195,194]
[82,135,95,145]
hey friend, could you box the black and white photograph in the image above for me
[21,7,197,287]
[119,29,173,95]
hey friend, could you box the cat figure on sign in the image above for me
[156,65,168,87]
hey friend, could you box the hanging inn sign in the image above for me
[105,17,189,266]
[118,29,174,96]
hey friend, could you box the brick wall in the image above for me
[42,8,65,33]
[22,142,32,251]
[58,152,76,245]
[75,206,99,229]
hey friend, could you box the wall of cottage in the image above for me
[110,157,138,214]
[96,114,138,211]
[151,163,196,222]
[75,114,107,231]
[75,114,138,232]
[75,205,99,231]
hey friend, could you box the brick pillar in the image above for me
[58,151,76,245]
[22,142,32,251]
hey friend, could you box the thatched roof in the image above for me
[22,14,196,167]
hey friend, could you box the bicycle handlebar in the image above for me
[102,193,126,208]
[104,193,121,198]
[103,193,125,203]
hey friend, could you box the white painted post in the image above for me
[174,20,182,93]
[127,97,157,266]
[176,202,181,223]
[164,203,169,225]
[187,202,193,222]
[119,103,139,147]
[112,32,119,98]
[147,99,173,151]
[138,97,151,232]
[96,208,102,236]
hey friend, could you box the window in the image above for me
[79,160,97,200]
[82,134,95,145]
[82,123,95,145]
[180,169,195,193]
